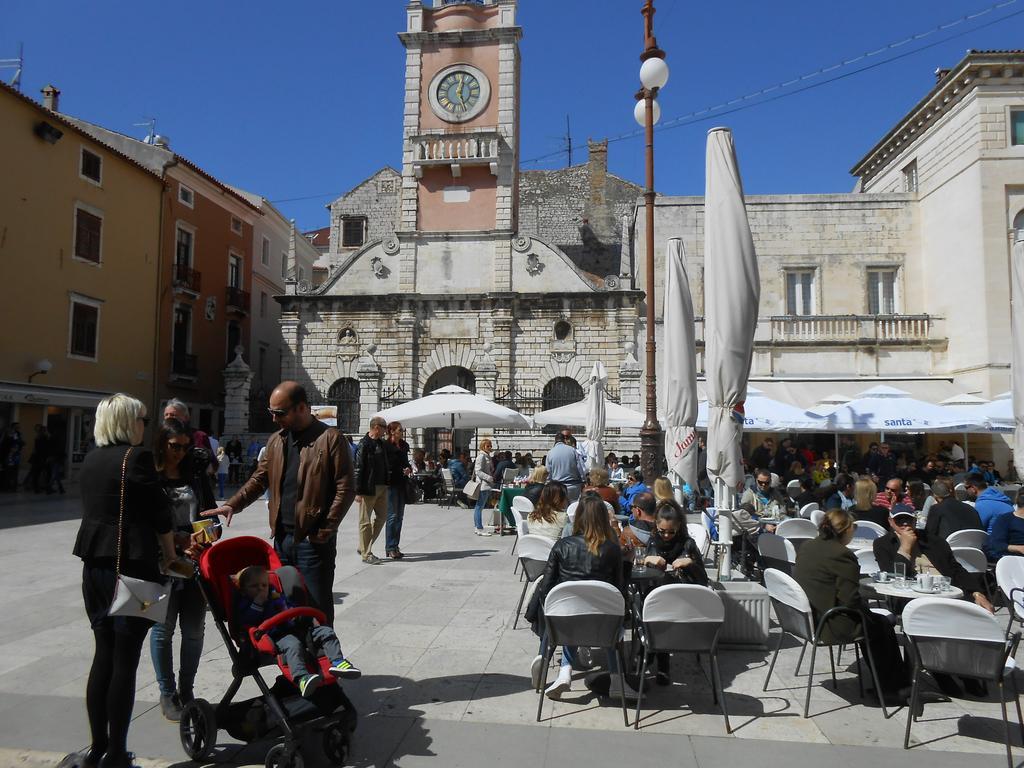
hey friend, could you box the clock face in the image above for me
[436,70,481,116]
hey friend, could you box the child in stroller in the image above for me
[233,564,360,697]
[178,535,358,767]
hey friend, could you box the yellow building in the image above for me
[0,83,164,481]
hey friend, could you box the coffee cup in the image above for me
[917,573,934,592]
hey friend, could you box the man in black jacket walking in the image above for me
[354,416,390,564]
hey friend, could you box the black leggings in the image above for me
[86,617,150,760]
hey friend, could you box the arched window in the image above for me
[1014,209,1024,243]
[541,377,584,434]
[328,378,360,436]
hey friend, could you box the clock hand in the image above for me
[457,74,465,106]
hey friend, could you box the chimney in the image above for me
[40,84,60,112]
[587,139,610,234]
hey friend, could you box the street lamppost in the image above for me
[635,0,668,484]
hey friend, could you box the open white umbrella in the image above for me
[533,398,644,429]
[585,362,608,470]
[703,127,760,507]
[815,385,981,434]
[661,237,699,490]
[374,384,531,430]
[696,387,825,432]
[1013,238,1024,478]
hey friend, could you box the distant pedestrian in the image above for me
[25,424,51,493]
[384,422,412,559]
[215,446,229,499]
[353,416,390,564]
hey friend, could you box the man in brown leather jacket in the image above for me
[205,381,355,625]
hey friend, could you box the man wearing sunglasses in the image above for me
[204,381,355,625]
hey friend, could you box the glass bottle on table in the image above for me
[894,562,906,587]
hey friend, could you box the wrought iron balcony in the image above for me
[173,263,201,293]
[226,286,250,313]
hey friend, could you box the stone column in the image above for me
[280,316,301,380]
[619,341,642,410]
[223,346,253,438]
[475,343,499,448]
[357,347,383,433]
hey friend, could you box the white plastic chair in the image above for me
[687,523,711,560]
[537,581,628,725]
[502,467,518,486]
[513,535,554,630]
[852,520,887,540]
[947,528,988,551]
[509,501,530,566]
[762,569,888,719]
[798,502,819,519]
[809,508,825,528]
[757,533,797,575]
[996,557,1024,630]
[634,585,729,733]
[566,500,579,522]
[855,548,880,576]
[776,518,818,541]
[951,546,988,574]
[439,468,458,508]
[786,479,802,499]
[902,598,1023,767]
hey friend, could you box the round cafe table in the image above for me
[861,577,963,600]
[497,486,527,526]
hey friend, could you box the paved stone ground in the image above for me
[0,489,1020,767]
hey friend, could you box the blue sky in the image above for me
[4,1,1022,230]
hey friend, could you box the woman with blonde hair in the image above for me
[524,495,631,700]
[523,465,548,506]
[652,476,674,504]
[527,481,568,540]
[472,438,496,536]
[850,478,889,529]
[583,466,621,514]
[794,507,910,704]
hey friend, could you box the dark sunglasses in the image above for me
[656,527,679,537]
[167,442,190,452]
[756,479,771,486]
[267,405,295,418]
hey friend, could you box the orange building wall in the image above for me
[419,43,501,132]
[156,172,253,425]
[418,166,496,232]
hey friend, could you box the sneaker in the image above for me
[608,677,640,701]
[545,673,571,700]
[329,658,362,679]
[298,673,321,698]
[530,654,545,690]
[362,554,382,565]
[474,529,493,537]
[160,693,182,721]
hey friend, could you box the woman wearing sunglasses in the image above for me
[148,417,219,722]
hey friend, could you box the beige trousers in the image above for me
[358,485,388,557]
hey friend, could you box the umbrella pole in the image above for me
[964,431,968,469]
[834,432,839,471]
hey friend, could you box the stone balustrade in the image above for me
[690,314,942,345]
[410,130,501,177]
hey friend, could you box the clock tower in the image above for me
[398,0,521,292]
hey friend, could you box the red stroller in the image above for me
[179,535,357,767]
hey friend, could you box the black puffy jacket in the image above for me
[354,434,389,495]
[524,536,624,628]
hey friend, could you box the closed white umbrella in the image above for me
[661,237,699,491]
[585,362,608,470]
[374,384,531,430]
[703,127,760,507]
[1013,239,1024,478]
[533,398,644,429]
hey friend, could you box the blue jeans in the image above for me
[274,625,344,680]
[386,486,406,552]
[150,580,206,697]
[274,532,338,627]
[473,489,493,530]
[538,635,620,673]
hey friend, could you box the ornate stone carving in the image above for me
[525,253,545,276]
[511,234,532,253]
[382,235,400,255]
[370,256,390,279]
[604,275,620,290]
[550,351,576,364]
[477,341,497,373]
[204,296,217,321]
[620,340,641,373]
[297,280,313,294]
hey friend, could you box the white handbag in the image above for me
[108,447,171,623]
[463,478,482,500]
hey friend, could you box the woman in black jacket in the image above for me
[384,421,412,559]
[148,418,218,721]
[70,394,176,768]
[525,495,630,701]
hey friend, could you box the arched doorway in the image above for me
[542,377,585,434]
[423,366,475,457]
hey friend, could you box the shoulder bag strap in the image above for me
[115,446,133,577]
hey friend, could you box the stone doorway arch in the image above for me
[423,366,476,457]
